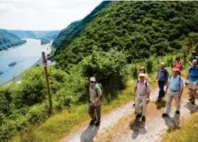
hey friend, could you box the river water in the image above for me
[0,39,51,85]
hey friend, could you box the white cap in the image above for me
[90,77,96,82]
[160,62,165,65]
[139,73,145,77]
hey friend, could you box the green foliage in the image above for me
[0,66,68,141]
[53,1,110,49]
[79,50,127,101]
[146,59,153,73]
[132,65,138,80]
[55,1,198,69]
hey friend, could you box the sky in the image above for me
[0,0,102,31]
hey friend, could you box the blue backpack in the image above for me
[189,66,198,78]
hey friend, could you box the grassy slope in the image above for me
[163,112,198,142]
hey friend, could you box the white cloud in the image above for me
[0,0,103,30]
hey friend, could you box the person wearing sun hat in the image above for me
[88,77,102,127]
[134,73,151,122]
[162,68,184,118]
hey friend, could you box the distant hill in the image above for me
[52,1,110,49]
[52,20,81,48]
[55,1,198,70]
[0,29,26,51]
[8,30,60,40]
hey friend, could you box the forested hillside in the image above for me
[1,1,198,141]
[0,29,26,51]
[52,1,110,50]
[55,1,198,70]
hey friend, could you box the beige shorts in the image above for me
[188,80,198,90]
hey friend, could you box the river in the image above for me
[0,39,51,85]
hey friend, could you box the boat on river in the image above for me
[8,61,17,67]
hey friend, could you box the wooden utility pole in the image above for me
[42,52,53,114]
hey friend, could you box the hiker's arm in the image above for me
[134,86,137,96]
[186,72,189,80]
[165,82,169,94]
[156,73,158,80]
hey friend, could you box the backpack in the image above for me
[189,66,198,77]
[95,83,103,99]
[158,69,169,80]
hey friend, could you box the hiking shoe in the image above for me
[175,110,180,115]
[157,98,161,103]
[162,113,169,118]
[95,121,100,127]
[136,113,142,119]
[188,98,193,101]
[89,120,95,126]
[142,116,146,122]
[191,100,195,105]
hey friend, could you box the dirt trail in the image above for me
[60,87,197,142]
[95,87,197,142]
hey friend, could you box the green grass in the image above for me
[163,112,198,142]
[10,81,134,142]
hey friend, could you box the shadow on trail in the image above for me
[129,119,147,139]
[155,100,166,109]
[163,113,180,129]
[184,102,198,114]
[80,125,99,142]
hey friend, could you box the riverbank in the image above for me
[0,39,52,86]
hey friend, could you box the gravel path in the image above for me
[60,87,196,142]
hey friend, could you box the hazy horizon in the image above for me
[0,0,102,31]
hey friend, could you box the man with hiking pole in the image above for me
[88,77,102,127]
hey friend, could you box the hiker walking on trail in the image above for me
[186,60,198,105]
[162,68,184,117]
[173,57,183,74]
[134,73,150,122]
[156,62,169,102]
[88,77,102,127]
[189,51,198,66]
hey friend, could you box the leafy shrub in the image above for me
[146,59,153,73]
[79,50,127,101]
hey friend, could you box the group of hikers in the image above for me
[87,50,198,127]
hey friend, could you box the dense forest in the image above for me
[1,1,198,141]
[55,1,198,70]
[0,29,26,51]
